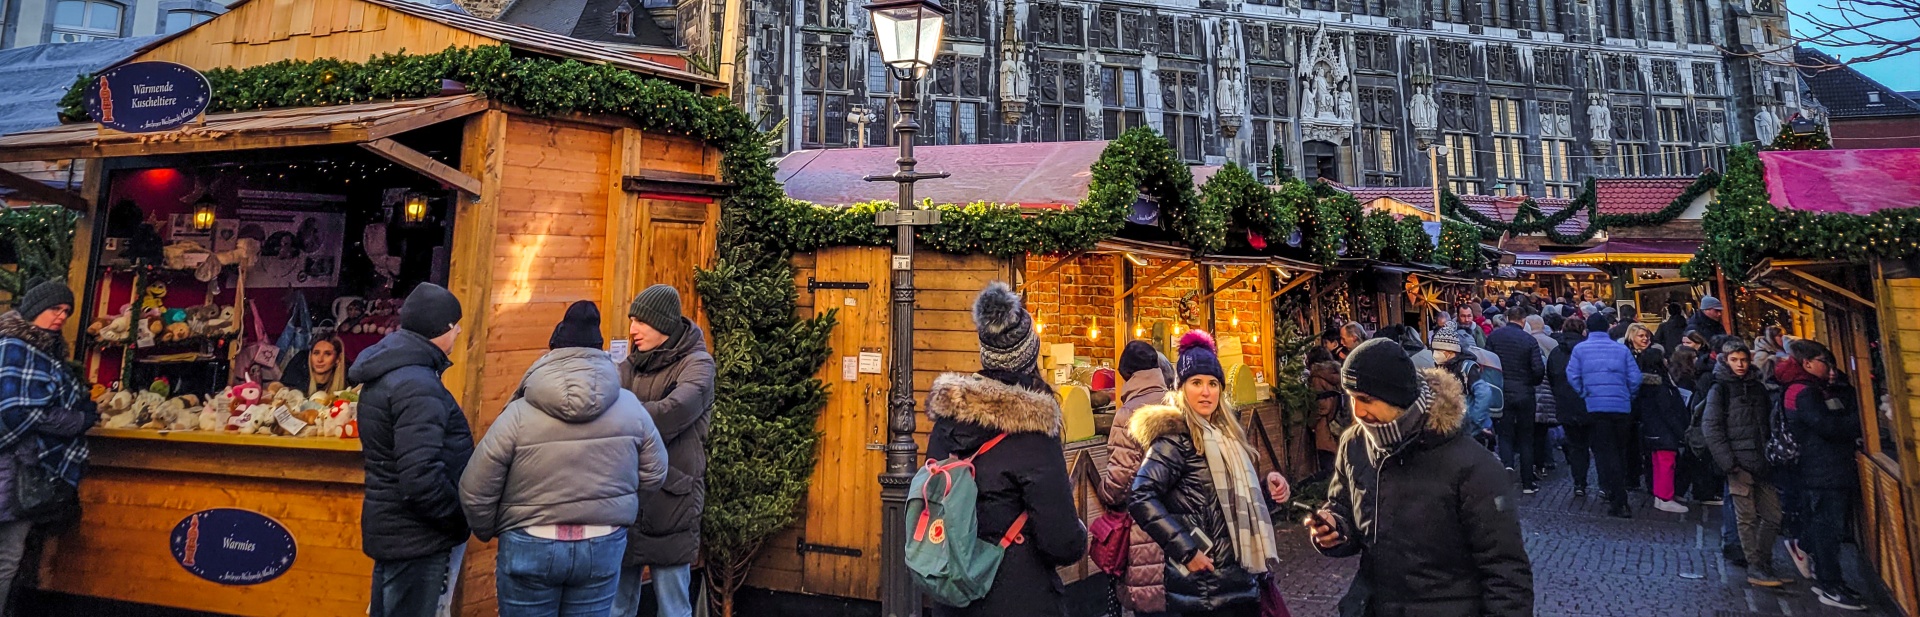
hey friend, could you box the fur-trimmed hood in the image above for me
[926,372,1061,437]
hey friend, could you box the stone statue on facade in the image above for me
[997,0,1028,124]
[1755,109,1781,142]
[1588,97,1613,142]
[1409,86,1438,132]
[1214,20,1246,137]
[1298,23,1354,143]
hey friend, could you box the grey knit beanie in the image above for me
[15,278,73,323]
[972,282,1039,373]
[629,284,687,339]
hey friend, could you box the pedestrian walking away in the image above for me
[1129,330,1289,617]
[1548,317,1593,497]
[614,284,716,617]
[926,282,1087,617]
[1654,303,1688,359]
[1778,341,1870,611]
[351,282,473,617]
[1628,330,1689,514]
[1567,312,1641,518]
[1098,340,1174,615]
[1488,307,1546,494]
[0,279,93,611]
[1701,342,1791,587]
[1309,338,1534,616]
[460,301,672,617]
[1428,328,1497,446]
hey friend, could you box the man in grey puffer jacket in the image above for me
[460,301,669,614]
[616,285,717,617]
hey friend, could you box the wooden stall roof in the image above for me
[1089,237,1326,273]
[0,94,488,163]
[776,141,1221,208]
[111,0,721,90]
[1550,238,1700,266]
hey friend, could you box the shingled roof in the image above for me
[1593,177,1695,214]
[499,0,676,49]
[1796,47,1920,119]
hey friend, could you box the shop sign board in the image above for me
[84,61,212,133]
[169,508,298,585]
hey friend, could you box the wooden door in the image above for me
[797,246,892,600]
[640,198,718,324]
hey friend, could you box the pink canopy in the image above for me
[1760,148,1920,215]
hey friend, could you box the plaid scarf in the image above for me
[0,324,88,488]
[1359,377,1433,465]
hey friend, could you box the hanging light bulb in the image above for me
[1231,315,1240,328]
[1135,325,1144,338]
[1035,321,1044,334]
[1088,325,1100,342]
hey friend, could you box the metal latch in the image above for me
[807,277,870,291]
[797,538,863,558]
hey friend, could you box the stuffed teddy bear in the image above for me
[244,404,275,435]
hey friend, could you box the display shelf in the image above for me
[88,427,361,451]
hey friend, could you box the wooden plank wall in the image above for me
[133,0,496,71]
[1872,271,1920,617]
[40,446,369,617]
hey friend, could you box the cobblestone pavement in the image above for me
[1268,456,1900,617]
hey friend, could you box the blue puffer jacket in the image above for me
[1566,332,1641,414]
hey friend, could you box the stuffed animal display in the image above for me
[94,379,360,439]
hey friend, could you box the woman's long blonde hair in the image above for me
[1168,380,1247,444]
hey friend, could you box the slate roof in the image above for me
[499,0,676,48]
[0,37,158,138]
[1796,47,1920,119]
[1592,177,1696,215]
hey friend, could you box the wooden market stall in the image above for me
[0,1,724,615]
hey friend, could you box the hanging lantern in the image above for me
[402,192,430,225]
[191,198,217,231]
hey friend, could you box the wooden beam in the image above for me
[1196,265,1264,303]
[358,138,482,196]
[1121,262,1195,300]
[1788,269,1875,309]
[1201,263,1216,332]
[603,129,644,346]
[0,166,88,211]
[1023,251,1087,288]
[1267,271,1318,301]
[442,110,505,432]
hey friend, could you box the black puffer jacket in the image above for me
[349,330,474,561]
[925,373,1088,617]
[1702,360,1773,477]
[1317,369,1534,617]
[1633,348,1689,451]
[1779,359,1862,491]
[1546,332,1588,426]
[1127,404,1280,614]
[1487,324,1545,405]
[620,321,717,567]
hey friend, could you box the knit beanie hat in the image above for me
[400,283,462,338]
[549,300,604,350]
[1341,338,1420,409]
[1700,296,1724,311]
[1117,339,1160,380]
[1586,312,1612,333]
[15,278,73,323]
[973,282,1039,373]
[629,284,687,339]
[1429,327,1466,354]
[1175,330,1225,385]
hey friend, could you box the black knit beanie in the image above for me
[15,278,73,323]
[1117,340,1160,380]
[400,283,462,338]
[1341,338,1420,409]
[1585,312,1612,334]
[549,300,604,350]
[628,284,687,339]
[973,282,1039,373]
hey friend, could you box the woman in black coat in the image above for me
[1633,343,1691,513]
[1548,317,1594,496]
[1130,332,1286,617]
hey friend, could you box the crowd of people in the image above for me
[0,272,1880,617]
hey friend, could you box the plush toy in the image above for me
[132,390,165,429]
[92,306,134,343]
[245,404,275,435]
[156,395,200,431]
[98,391,135,427]
[273,387,305,409]
[323,397,359,438]
[147,377,171,400]
[140,281,168,311]
[90,384,108,402]
[197,396,228,431]
[225,404,254,432]
[163,321,192,342]
[228,380,262,416]
[206,306,237,335]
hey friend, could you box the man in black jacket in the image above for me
[350,283,472,617]
[1689,296,1728,340]
[1488,306,1547,493]
[1307,339,1534,617]
[1607,304,1637,340]
[1548,318,1593,496]
[1780,341,1869,610]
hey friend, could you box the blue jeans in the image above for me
[613,563,693,617]
[1723,489,1741,549]
[372,546,459,617]
[497,529,627,617]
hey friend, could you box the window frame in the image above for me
[1157,69,1205,162]
[1100,65,1147,140]
[51,0,125,41]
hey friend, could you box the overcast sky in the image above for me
[1793,4,1920,91]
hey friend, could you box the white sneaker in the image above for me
[1787,539,1815,579]
[1654,498,1690,513]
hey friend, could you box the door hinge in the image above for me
[807,277,870,291]
[796,538,863,558]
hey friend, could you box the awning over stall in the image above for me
[1760,148,1920,215]
[0,94,488,163]
[1552,239,1699,266]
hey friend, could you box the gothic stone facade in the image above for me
[717,0,1805,197]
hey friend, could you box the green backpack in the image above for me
[905,432,1029,607]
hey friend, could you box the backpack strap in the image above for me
[999,512,1029,548]
[970,432,1011,462]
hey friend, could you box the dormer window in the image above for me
[1869,91,1882,104]
[613,2,634,37]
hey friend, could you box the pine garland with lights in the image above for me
[1440,172,1719,244]
[1771,122,1833,151]
[0,207,80,304]
[1688,145,1920,281]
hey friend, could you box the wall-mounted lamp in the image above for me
[192,198,217,231]
[1123,252,1149,266]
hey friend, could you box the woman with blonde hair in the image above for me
[1129,331,1289,617]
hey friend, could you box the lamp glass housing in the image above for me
[866,0,949,77]
[403,193,430,224]
[191,200,217,231]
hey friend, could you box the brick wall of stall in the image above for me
[1024,254,1119,363]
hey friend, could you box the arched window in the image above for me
[51,0,123,42]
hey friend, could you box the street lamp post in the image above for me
[862,1,950,615]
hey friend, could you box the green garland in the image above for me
[1688,144,1920,281]
[0,206,81,302]
[1441,172,1721,245]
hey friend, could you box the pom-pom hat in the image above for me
[1176,330,1225,385]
